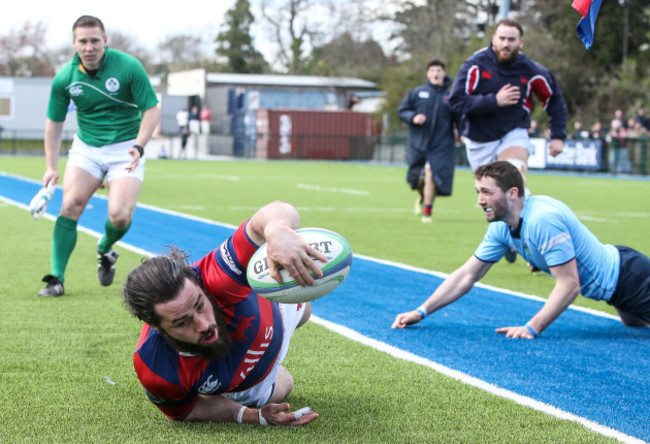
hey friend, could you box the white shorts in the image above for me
[223,302,306,407]
[66,135,146,182]
[464,128,530,170]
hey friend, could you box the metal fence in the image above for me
[0,129,648,176]
[0,128,75,155]
[607,136,649,175]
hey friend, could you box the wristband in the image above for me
[525,323,538,338]
[258,409,268,426]
[416,307,427,320]
[236,406,246,424]
[133,144,144,157]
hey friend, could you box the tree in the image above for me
[516,0,650,125]
[258,0,335,73]
[306,32,387,82]
[156,34,213,72]
[107,30,154,72]
[0,20,55,76]
[378,0,481,132]
[389,0,476,63]
[216,0,268,73]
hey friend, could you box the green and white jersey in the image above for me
[47,47,159,147]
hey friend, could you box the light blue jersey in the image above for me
[474,195,620,301]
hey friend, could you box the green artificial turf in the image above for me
[2,155,644,443]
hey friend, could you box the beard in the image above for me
[161,300,232,360]
[494,46,519,64]
[483,197,510,223]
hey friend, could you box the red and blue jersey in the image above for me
[133,221,284,419]
[449,44,567,143]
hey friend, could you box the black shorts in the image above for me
[607,246,650,322]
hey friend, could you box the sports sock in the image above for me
[98,219,131,254]
[51,216,78,282]
[423,205,432,216]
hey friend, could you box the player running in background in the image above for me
[123,201,323,425]
[398,59,461,223]
[449,18,568,263]
[392,161,650,337]
[37,15,160,297]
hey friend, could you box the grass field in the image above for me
[2,156,648,443]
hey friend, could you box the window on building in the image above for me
[0,97,13,118]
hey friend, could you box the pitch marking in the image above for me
[297,183,369,196]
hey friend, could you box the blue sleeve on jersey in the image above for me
[474,223,510,262]
[529,211,576,267]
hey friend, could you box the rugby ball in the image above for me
[246,228,353,303]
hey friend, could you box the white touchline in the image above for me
[310,314,645,444]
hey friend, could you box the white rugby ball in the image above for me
[246,227,353,303]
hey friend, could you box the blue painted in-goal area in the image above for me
[2,173,649,442]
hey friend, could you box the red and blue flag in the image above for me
[572,0,603,49]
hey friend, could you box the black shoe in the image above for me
[97,248,119,286]
[38,274,64,297]
[504,248,517,263]
[529,263,541,274]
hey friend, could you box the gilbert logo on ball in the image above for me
[246,228,353,303]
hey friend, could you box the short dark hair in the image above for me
[495,18,524,37]
[427,59,446,70]
[474,161,524,197]
[72,15,105,33]
[123,247,199,326]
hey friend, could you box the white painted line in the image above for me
[297,183,370,196]
[162,173,240,182]
[311,314,645,444]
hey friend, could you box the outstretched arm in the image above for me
[496,259,581,338]
[246,201,327,286]
[392,256,493,328]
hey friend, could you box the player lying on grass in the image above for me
[123,201,324,425]
[392,161,650,337]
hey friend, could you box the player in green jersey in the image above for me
[38,15,161,297]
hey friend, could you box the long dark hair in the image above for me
[123,247,199,326]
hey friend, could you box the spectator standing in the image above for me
[176,108,189,158]
[200,105,212,134]
[189,105,201,135]
[590,121,604,140]
[611,109,627,130]
[528,120,541,137]
[635,108,649,131]
[570,121,586,140]
[607,119,631,173]
[176,108,189,131]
